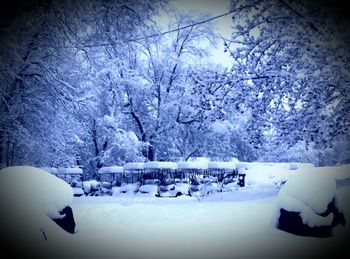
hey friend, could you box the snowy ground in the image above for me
[57,185,350,259]
[1,165,349,259]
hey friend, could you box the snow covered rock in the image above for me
[0,166,76,247]
[274,168,346,237]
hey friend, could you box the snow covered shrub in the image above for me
[96,116,144,165]
[274,168,346,237]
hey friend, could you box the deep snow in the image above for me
[67,185,350,259]
[1,165,350,259]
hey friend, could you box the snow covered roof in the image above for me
[57,167,83,175]
[177,161,208,170]
[208,162,236,170]
[123,162,145,170]
[144,162,177,170]
[98,166,124,174]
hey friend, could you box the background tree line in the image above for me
[1,0,349,177]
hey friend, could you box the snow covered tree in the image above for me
[0,0,163,170]
[225,0,350,164]
[119,9,217,161]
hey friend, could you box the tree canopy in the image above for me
[1,0,349,176]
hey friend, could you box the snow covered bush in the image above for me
[0,166,76,254]
[96,116,144,166]
[274,168,346,237]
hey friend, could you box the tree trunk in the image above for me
[147,141,155,161]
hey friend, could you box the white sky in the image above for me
[158,0,233,68]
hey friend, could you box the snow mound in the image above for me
[139,184,159,195]
[0,166,74,247]
[98,166,124,174]
[243,163,295,187]
[113,183,139,194]
[274,167,346,237]
[83,180,101,194]
[0,166,73,219]
[278,168,336,215]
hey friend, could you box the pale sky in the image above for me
[158,0,233,68]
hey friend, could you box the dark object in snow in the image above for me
[52,206,76,234]
[277,199,346,237]
[237,173,246,187]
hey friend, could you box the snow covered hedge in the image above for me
[274,167,346,237]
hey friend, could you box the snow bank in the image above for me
[144,161,177,170]
[57,167,83,175]
[112,183,139,194]
[243,163,295,187]
[98,166,124,174]
[177,161,208,170]
[72,187,84,197]
[139,184,159,195]
[208,161,236,170]
[123,162,145,170]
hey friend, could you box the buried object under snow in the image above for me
[0,166,76,241]
[274,168,346,237]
